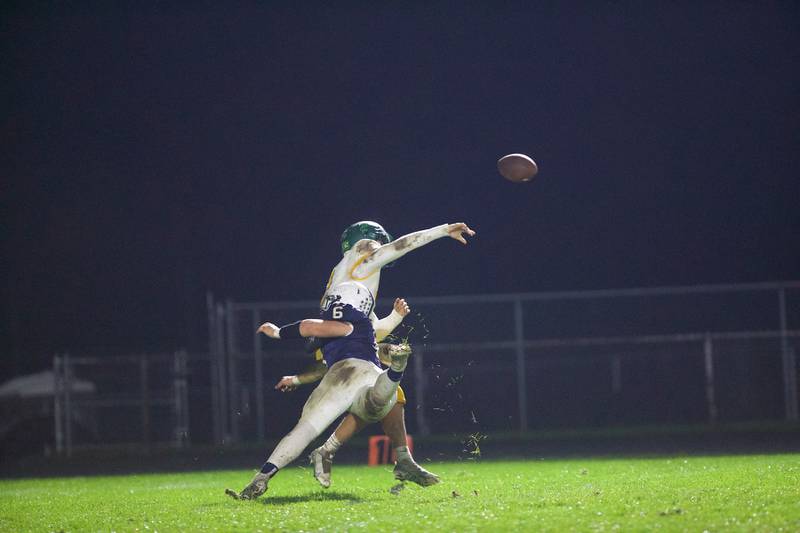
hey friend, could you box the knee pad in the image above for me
[349,385,398,423]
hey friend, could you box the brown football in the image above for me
[497,153,538,182]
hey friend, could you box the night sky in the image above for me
[2,2,799,377]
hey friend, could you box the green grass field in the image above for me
[1,454,798,532]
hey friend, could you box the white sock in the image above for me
[322,434,341,455]
[266,420,320,469]
[395,445,412,462]
[368,370,399,407]
[390,359,407,373]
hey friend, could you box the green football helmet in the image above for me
[340,221,393,255]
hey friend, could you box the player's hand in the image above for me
[393,298,411,317]
[275,376,299,392]
[446,222,476,244]
[257,322,280,339]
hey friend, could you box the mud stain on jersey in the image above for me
[391,236,414,251]
[355,240,380,254]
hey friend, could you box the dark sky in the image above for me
[2,2,799,376]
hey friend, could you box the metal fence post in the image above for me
[514,298,528,432]
[413,346,430,436]
[173,350,189,447]
[778,288,798,421]
[64,353,73,457]
[140,355,150,446]
[53,354,64,456]
[225,299,240,442]
[216,303,229,444]
[703,335,718,424]
[182,351,190,444]
[610,355,622,394]
[253,309,265,442]
[207,292,223,446]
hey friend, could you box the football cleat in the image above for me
[230,472,270,500]
[386,343,412,373]
[309,447,333,488]
[393,458,440,487]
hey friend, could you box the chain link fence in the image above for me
[51,351,194,456]
[31,282,798,455]
[206,282,800,445]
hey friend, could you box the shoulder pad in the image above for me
[322,281,375,316]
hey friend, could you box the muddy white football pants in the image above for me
[266,358,399,469]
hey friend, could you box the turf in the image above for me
[1,455,798,532]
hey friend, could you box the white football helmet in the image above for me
[321,281,375,317]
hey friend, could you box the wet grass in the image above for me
[1,454,798,531]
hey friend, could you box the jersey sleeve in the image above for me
[351,224,450,278]
[373,309,404,341]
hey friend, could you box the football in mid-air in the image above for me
[497,153,538,182]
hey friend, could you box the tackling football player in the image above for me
[276,297,440,487]
[227,281,412,501]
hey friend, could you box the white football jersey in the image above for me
[324,243,383,302]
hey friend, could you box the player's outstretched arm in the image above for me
[274,361,328,392]
[258,319,353,339]
[353,222,476,277]
[374,298,411,342]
